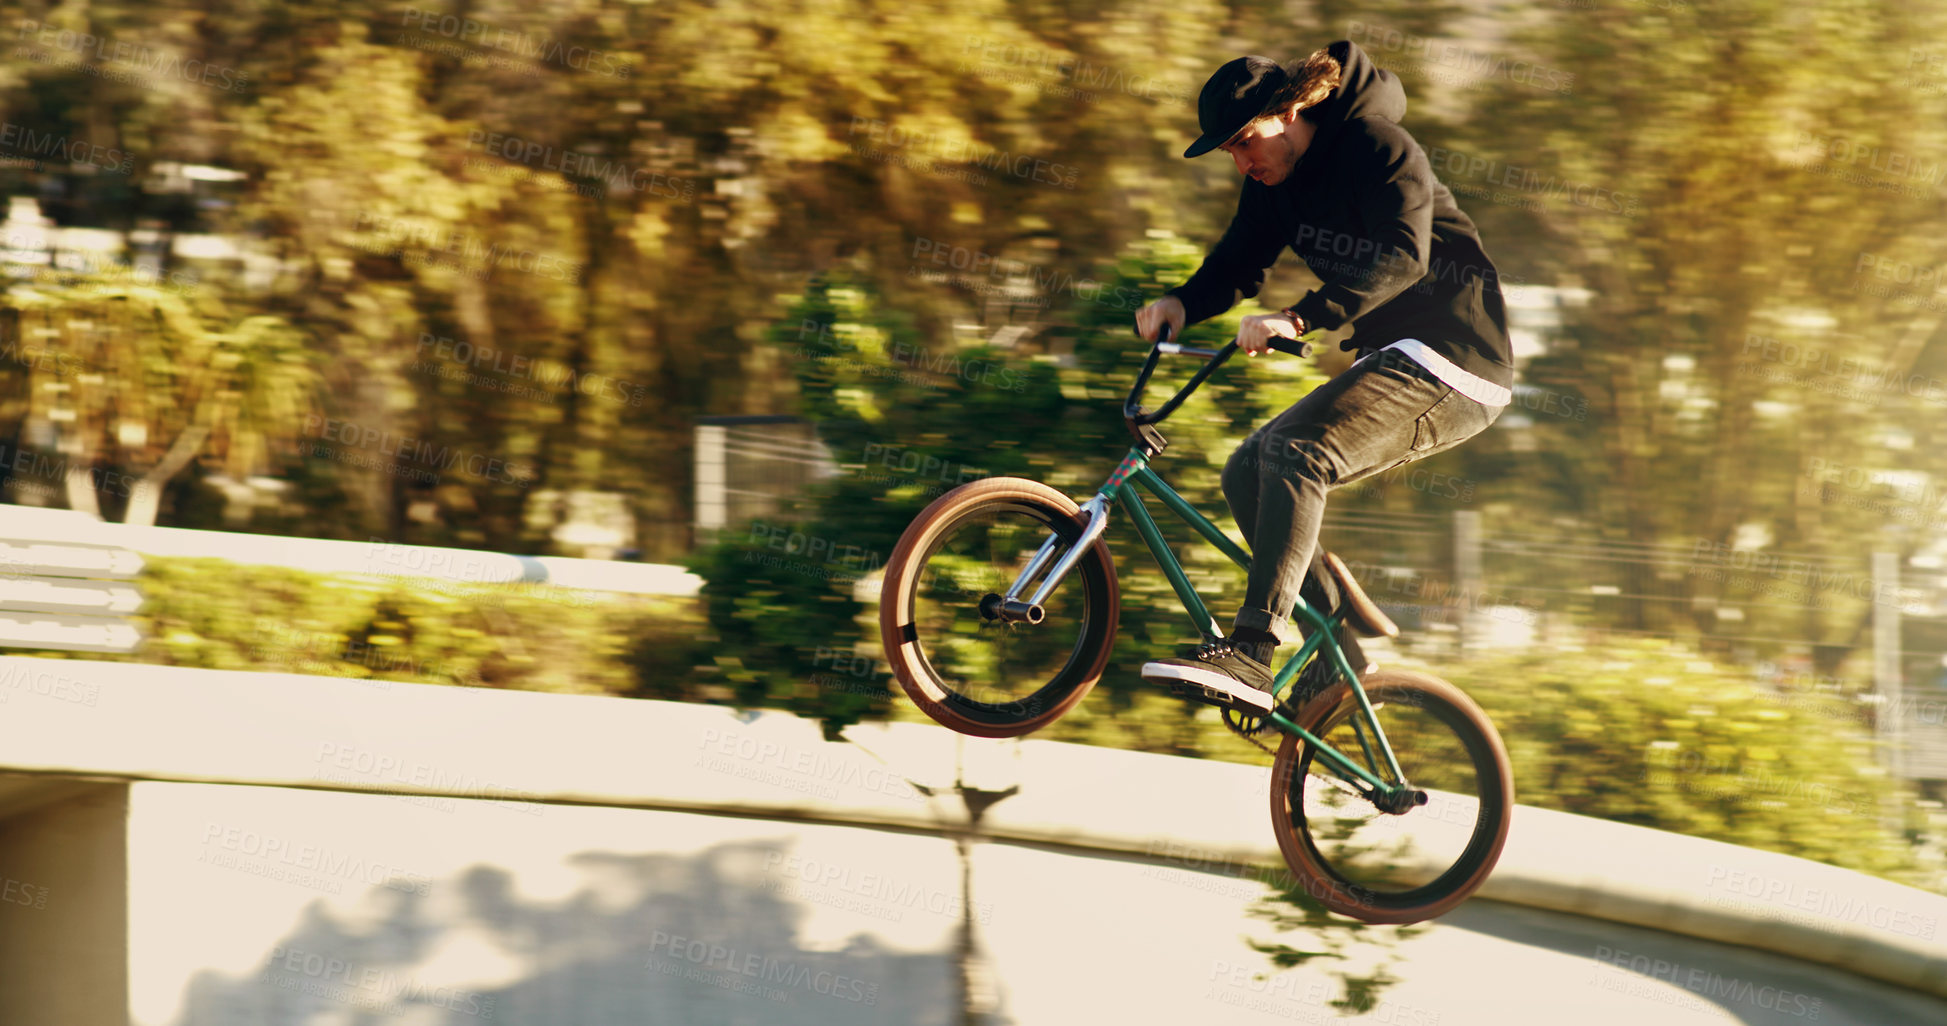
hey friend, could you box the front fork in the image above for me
[995,446,1143,622]
[990,493,1112,622]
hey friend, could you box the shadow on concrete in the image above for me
[170,839,972,1026]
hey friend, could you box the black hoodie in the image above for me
[1167,40,1514,388]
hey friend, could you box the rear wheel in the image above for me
[878,478,1118,738]
[1268,669,1512,924]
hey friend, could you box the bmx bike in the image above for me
[876,325,1512,924]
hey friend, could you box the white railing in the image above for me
[0,525,146,653]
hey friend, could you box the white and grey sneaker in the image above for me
[1142,640,1277,714]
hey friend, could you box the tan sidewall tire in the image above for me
[1269,669,1513,924]
[878,477,1119,738]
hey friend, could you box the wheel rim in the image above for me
[1288,685,1503,905]
[905,500,1099,725]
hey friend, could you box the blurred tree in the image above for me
[1449,1,1947,664]
[0,0,1464,557]
[2,280,319,524]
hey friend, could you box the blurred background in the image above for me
[3,0,1946,895]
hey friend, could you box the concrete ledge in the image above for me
[2,655,1943,1000]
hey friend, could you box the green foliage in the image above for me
[1431,639,1933,887]
[9,556,697,698]
[674,530,891,739]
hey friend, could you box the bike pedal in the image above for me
[1167,680,1231,707]
[1167,680,1271,715]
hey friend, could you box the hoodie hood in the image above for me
[1302,40,1407,151]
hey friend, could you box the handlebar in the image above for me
[1124,323,1316,428]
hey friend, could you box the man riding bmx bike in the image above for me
[1136,40,1515,715]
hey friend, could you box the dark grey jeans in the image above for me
[1222,347,1502,644]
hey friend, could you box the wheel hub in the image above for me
[977,593,1045,624]
[1374,787,1430,816]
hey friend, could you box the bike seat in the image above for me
[1322,551,1399,639]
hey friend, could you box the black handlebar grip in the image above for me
[1268,336,1314,359]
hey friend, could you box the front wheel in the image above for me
[878,477,1119,738]
[1268,669,1513,924]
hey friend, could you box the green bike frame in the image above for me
[990,331,1415,805]
[1088,449,1409,801]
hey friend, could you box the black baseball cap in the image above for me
[1183,55,1288,158]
